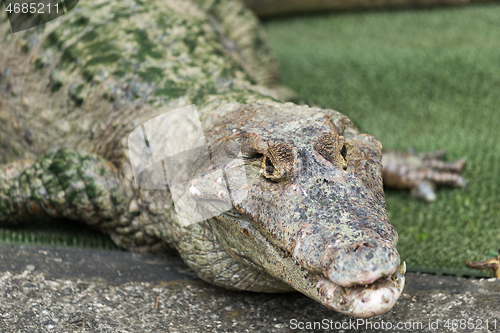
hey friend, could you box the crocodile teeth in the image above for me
[382,292,391,303]
[339,286,351,295]
[392,261,406,281]
[397,261,407,276]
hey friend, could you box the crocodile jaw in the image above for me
[314,263,405,317]
[200,201,405,317]
[207,205,405,317]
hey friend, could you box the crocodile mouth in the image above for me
[203,200,404,317]
[208,207,405,317]
[312,262,406,318]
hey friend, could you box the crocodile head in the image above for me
[190,103,405,317]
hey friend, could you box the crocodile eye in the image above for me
[265,156,275,174]
[257,141,294,181]
[314,133,348,170]
[261,155,280,180]
[341,144,347,160]
[243,152,264,161]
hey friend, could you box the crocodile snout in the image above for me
[326,240,400,287]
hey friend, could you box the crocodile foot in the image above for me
[466,251,500,278]
[382,149,466,201]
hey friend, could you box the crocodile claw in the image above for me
[382,149,466,201]
[466,251,500,278]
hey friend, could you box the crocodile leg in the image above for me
[0,148,170,253]
[382,149,466,201]
[466,251,500,278]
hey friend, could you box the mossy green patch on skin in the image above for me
[153,80,186,99]
[137,67,163,84]
[129,29,163,61]
[70,15,90,27]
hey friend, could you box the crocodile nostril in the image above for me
[326,241,400,287]
[348,241,374,253]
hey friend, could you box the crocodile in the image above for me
[0,0,466,318]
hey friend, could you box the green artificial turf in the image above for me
[264,4,500,276]
[1,4,499,278]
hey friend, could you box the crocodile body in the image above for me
[0,0,466,318]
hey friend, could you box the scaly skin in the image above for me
[0,0,465,317]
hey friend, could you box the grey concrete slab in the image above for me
[0,245,499,332]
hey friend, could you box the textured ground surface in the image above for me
[1,245,499,332]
